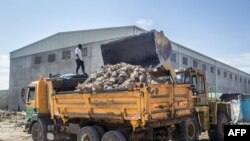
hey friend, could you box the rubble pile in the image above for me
[0,110,31,141]
[0,110,26,127]
[77,63,152,91]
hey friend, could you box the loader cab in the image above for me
[176,68,208,105]
[176,68,206,94]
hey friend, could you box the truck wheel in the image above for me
[210,113,228,141]
[174,116,199,141]
[101,130,127,141]
[93,126,105,138]
[69,134,77,141]
[31,118,52,141]
[31,122,46,141]
[77,126,100,141]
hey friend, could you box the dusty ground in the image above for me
[0,109,208,141]
[0,110,31,141]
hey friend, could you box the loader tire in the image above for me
[77,126,100,141]
[217,113,228,141]
[208,128,216,141]
[101,130,127,141]
[209,113,228,141]
[174,116,199,141]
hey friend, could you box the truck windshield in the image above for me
[176,72,190,84]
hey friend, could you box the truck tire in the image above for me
[31,121,47,141]
[174,116,199,141]
[209,113,228,141]
[101,130,127,141]
[69,134,77,141]
[93,126,105,138]
[77,126,100,141]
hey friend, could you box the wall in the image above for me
[10,26,145,59]
[8,40,111,110]
[8,34,250,110]
[0,90,8,109]
[170,42,250,94]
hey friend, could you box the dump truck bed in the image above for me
[51,83,193,128]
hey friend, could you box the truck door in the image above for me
[191,72,208,106]
[191,75,205,94]
[26,87,37,119]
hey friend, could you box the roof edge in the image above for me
[10,25,146,54]
[171,41,250,76]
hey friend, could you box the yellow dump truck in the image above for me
[24,68,196,141]
[23,30,232,141]
[23,66,232,141]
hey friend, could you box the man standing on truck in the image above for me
[75,44,85,74]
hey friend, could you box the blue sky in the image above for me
[0,0,250,89]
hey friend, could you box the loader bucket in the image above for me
[101,30,172,67]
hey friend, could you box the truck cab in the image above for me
[23,67,197,141]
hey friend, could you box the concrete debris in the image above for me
[0,110,26,127]
[76,63,152,91]
[0,110,32,141]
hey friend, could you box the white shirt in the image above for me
[75,48,83,61]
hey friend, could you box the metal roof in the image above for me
[10,25,146,58]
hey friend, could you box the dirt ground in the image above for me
[0,110,31,141]
[0,109,209,141]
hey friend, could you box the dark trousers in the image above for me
[76,59,85,74]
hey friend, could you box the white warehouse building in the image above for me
[7,25,250,110]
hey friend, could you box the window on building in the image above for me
[202,64,207,71]
[34,56,41,64]
[48,54,56,62]
[193,60,197,68]
[170,53,176,62]
[62,50,71,60]
[82,47,88,56]
[229,73,232,79]
[224,71,227,78]
[244,79,247,84]
[217,69,220,75]
[235,75,238,81]
[182,57,188,65]
[240,77,242,83]
[210,66,214,73]
[248,80,250,85]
